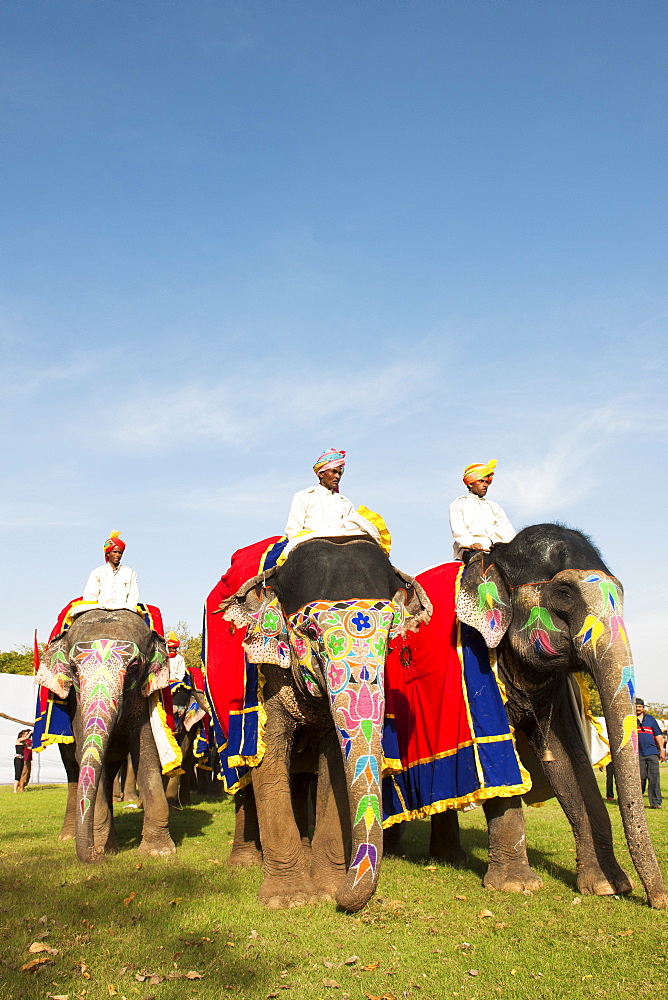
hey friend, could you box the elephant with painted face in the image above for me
[217,536,430,912]
[37,608,177,863]
[441,523,666,908]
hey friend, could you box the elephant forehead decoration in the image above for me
[289,599,402,887]
[73,640,140,820]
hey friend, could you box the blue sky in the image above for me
[1,1,667,699]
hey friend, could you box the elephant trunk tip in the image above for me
[335,887,375,913]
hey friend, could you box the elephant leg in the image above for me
[132,718,176,857]
[178,729,197,806]
[291,771,315,862]
[229,783,263,867]
[252,706,318,908]
[123,754,139,802]
[531,708,632,896]
[310,731,348,899]
[482,796,543,892]
[429,809,468,867]
[384,821,405,857]
[58,743,79,841]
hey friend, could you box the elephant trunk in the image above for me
[592,647,668,908]
[74,640,136,863]
[329,679,385,912]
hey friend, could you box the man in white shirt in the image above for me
[82,531,140,610]
[283,448,384,556]
[166,631,187,683]
[449,460,516,562]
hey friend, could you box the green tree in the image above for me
[0,644,46,676]
[580,672,603,715]
[165,621,203,670]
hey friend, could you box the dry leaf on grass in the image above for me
[186,970,204,979]
[21,954,54,972]
[108,987,118,996]
[123,892,136,906]
[28,941,58,954]
[423,865,437,871]
[208,858,222,864]
[344,955,359,965]
[76,960,91,979]
[455,894,467,900]
[168,898,183,906]
[478,909,494,918]
[619,929,634,936]
[323,978,340,987]
[467,970,480,976]
[361,961,380,971]
[363,993,397,1000]
[47,995,69,999]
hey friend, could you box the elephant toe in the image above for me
[138,839,176,857]
[259,875,315,909]
[484,866,543,893]
[578,873,633,897]
[228,847,263,868]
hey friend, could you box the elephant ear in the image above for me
[35,635,74,698]
[391,567,432,636]
[141,633,171,696]
[218,569,290,667]
[456,554,512,648]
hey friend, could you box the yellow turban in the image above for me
[463,459,497,485]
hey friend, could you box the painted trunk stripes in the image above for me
[72,639,137,819]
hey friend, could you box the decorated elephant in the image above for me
[36,607,179,863]
[164,670,210,807]
[209,535,431,912]
[415,523,667,908]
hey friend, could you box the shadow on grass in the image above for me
[387,816,582,893]
[113,803,216,848]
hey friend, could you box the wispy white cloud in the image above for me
[502,402,662,518]
[107,359,437,451]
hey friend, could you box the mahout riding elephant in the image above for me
[216,536,430,912]
[37,608,177,863]
[422,523,667,908]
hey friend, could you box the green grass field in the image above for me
[1,772,666,1000]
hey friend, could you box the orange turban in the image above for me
[463,460,497,485]
[103,531,126,562]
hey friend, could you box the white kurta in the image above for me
[449,494,516,560]
[82,563,140,610]
[284,483,381,555]
[168,652,187,683]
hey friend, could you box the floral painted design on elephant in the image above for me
[289,598,402,887]
[578,574,636,751]
[72,639,138,819]
[520,604,562,657]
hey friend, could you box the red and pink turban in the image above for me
[313,448,346,474]
[463,459,497,485]
[103,531,126,561]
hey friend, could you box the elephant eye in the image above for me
[550,585,573,610]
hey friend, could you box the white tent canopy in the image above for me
[0,672,67,784]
